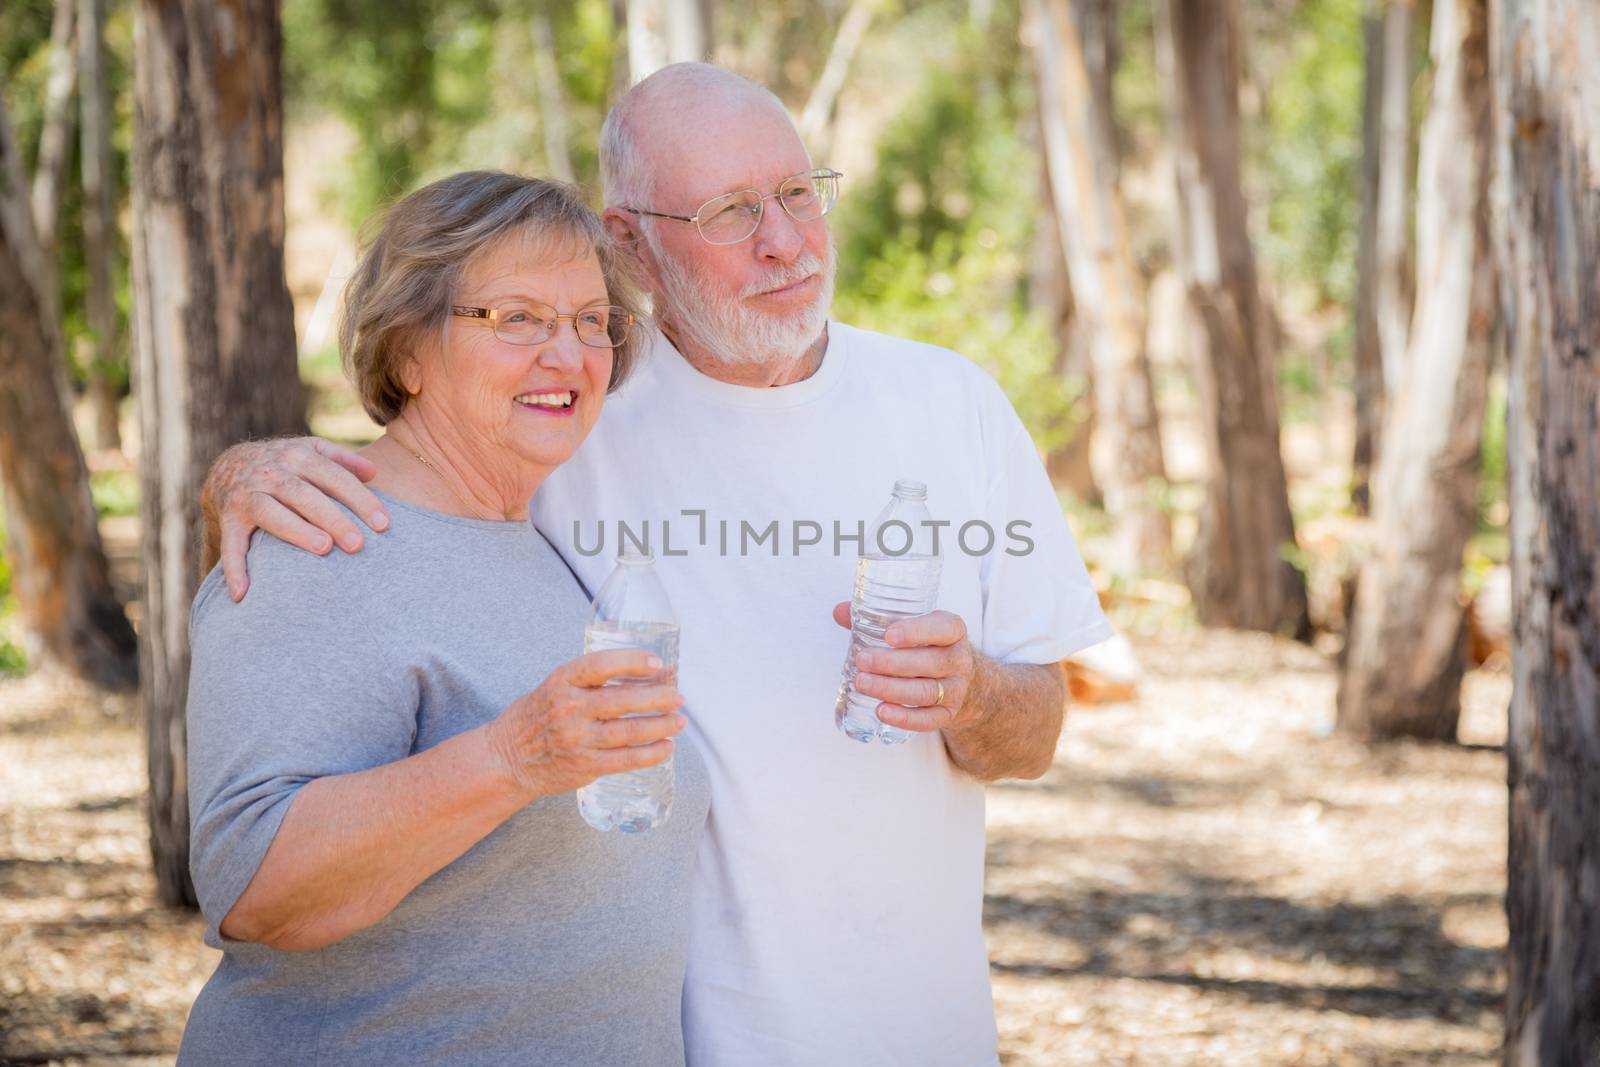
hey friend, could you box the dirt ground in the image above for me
[0,624,1510,1067]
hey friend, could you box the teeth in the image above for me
[515,391,574,408]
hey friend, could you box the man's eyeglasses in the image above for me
[624,168,842,246]
[449,302,635,349]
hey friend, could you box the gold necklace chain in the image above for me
[403,442,480,518]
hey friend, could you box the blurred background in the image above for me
[1,0,1594,1064]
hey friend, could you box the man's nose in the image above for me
[751,197,803,262]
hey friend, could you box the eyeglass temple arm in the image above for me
[623,206,699,224]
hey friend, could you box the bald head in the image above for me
[600,63,804,209]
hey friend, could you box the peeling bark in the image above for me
[1494,0,1600,1060]
[1338,0,1493,743]
[1154,0,1308,635]
[1029,0,1169,574]
[132,0,307,908]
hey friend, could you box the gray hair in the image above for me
[340,171,645,425]
[599,62,790,210]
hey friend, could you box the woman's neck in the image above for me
[366,411,544,522]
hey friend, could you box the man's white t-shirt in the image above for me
[530,322,1111,1067]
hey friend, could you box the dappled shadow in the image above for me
[990,957,1500,1022]
[0,986,177,1064]
[0,857,135,902]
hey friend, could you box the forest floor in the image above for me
[0,617,1510,1067]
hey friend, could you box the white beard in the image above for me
[648,230,836,366]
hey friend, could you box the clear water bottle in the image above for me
[576,548,679,832]
[835,479,944,745]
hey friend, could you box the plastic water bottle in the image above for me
[576,548,679,832]
[835,479,944,745]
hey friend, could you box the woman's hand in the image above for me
[485,648,686,798]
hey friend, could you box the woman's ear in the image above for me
[399,352,424,397]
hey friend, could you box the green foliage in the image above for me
[283,0,620,224]
[90,468,139,518]
[2,0,136,395]
[1258,0,1364,310]
[1477,373,1507,532]
[0,535,22,679]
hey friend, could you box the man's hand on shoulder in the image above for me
[202,437,390,602]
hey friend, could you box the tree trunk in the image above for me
[31,0,78,270]
[625,0,713,84]
[79,0,122,452]
[530,10,575,184]
[1494,0,1600,1059]
[1375,0,1416,400]
[1337,0,1492,742]
[0,96,137,692]
[1351,10,1385,514]
[1029,0,1169,575]
[797,0,875,160]
[1153,0,1308,635]
[131,0,308,909]
[1031,164,1100,506]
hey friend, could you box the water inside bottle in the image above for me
[835,553,943,745]
[575,621,680,832]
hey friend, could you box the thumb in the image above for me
[832,601,852,630]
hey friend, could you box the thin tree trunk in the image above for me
[79,0,122,452]
[31,0,78,267]
[625,0,712,84]
[1351,10,1385,513]
[1154,0,1308,635]
[1375,0,1415,399]
[1031,163,1099,506]
[0,96,137,692]
[1495,0,1600,1059]
[797,0,875,159]
[1030,0,1169,575]
[1337,0,1492,742]
[530,10,575,184]
[132,0,308,909]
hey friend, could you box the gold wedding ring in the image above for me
[933,680,946,708]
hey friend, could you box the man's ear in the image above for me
[602,206,643,250]
[602,206,661,290]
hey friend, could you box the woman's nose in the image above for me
[534,325,587,371]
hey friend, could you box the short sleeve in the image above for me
[184,537,420,934]
[976,406,1114,665]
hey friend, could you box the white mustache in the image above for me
[742,257,826,298]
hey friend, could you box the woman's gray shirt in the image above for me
[178,494,709,1067]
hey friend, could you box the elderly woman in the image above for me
[177,172,708,1066]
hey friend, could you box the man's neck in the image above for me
[664,323,829,388]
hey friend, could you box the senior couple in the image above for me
[180,62,1109,1066]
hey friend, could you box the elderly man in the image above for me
[203,63,1110,1067]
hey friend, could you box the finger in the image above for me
[250,495,334,556]
[585,683,684,719]
[885,610,966,649]
[220,519,253,602]
[590,737,676,775]
[875,702,954,733]
[303,449,389,533]
[854,645,961,680]
[271,477,374,554]
[312,438,379,483]
[564,648,665,688]
[832,601,851,629]
[854,672,944,709]
[589,712,687,749]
